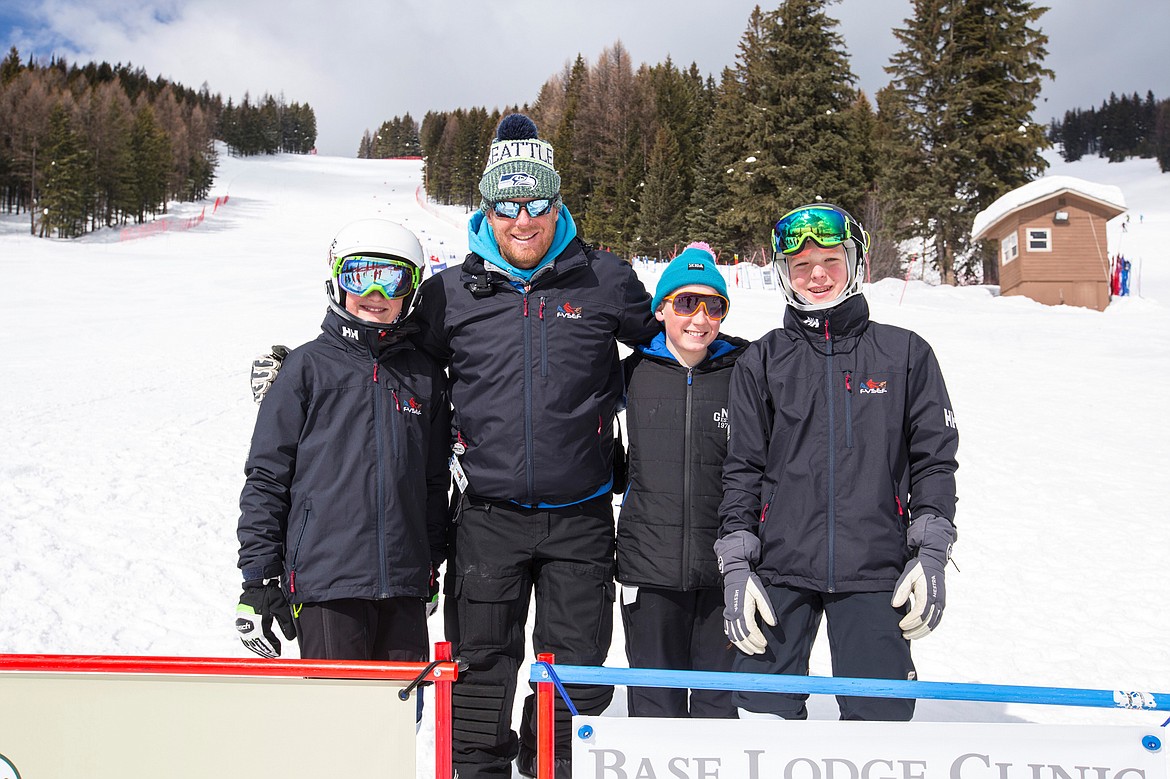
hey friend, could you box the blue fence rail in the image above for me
[529,663,1168,712]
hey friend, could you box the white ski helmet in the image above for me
[326,218,426,328]
[771,203,869,312]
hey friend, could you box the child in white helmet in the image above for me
[717,204,958,721]
[235,218,450,667]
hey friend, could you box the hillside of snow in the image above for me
[1,147,1167,776]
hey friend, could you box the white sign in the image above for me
[571,718,1168,779]
[1,671,416,778]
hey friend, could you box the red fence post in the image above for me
[537,652,555,779]
[434,641,454,779]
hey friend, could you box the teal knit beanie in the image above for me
[651,243,729,312]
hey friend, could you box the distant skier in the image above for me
[716,203,959,720]
[235,219,450,671]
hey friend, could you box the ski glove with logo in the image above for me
[715,530,778,655]
[250,345,289,404]
[236,579,297,658]
[891,514,956,640]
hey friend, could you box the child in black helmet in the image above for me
[716,204,959,721]
[235,218,450,666]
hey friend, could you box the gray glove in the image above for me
[250,345,289,404]
[891,514,955,639]
[715,530,777,655]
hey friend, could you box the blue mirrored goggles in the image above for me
[333,256,420,299]
[772,205,852,256]
[490,197,560,220]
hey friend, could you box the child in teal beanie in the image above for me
[617,241,750,718]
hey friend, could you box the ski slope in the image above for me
[1,146,1167,776]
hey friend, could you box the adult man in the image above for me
[717,204,958,721]
[415,114,659,778]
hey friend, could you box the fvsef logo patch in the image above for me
[556,302,582,319]
[859,379,888,395]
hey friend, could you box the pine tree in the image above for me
[1,46,22,86]
[40,104,91,238]
[722,0,864,259]
[419,111,448,199]
[577,42,651,254]
[1155,98,1170,173]
[550,55,589,215]
[637,126,688,258]
[129,104,170,222]
[686,67,747,258]
[881,0,1051,284]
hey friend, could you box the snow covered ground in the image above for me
[1,146,1167,775]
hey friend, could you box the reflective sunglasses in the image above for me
[663,292,729,320]
[772,205,852,256]
[333,256,420,299]
[490,197,559,220]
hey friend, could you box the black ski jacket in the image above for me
[617,333,751,590]
[237,310,451,604]
[719,294,958,593]
[414,238,659,506]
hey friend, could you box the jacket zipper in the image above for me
[371,363,389,597]
[844,371,854,449]
[289,501,313,594]
[681,368,694,590]
[825,314,837,592]
[539,296,548,378]
[522,288,535,502]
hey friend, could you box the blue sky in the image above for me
[3,1,1168,157]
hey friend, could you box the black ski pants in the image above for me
[296,596,428,661]
[731,586,916,721]
[620,584,737,718]
[444,493,616,779]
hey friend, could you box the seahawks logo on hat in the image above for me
[498,172,538,189]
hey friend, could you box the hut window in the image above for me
[1025,227,1051,252]
[1001,231,1019,265]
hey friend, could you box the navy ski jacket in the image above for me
[237,310,451,604]
[617,333,750,590]
[719,294,959,593]
[414,236,659,506]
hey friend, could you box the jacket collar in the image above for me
[460,233,591,292]
[638,332,750,370]
[783,294,870,348]
[322,309,416,357]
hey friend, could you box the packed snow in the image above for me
[1,145,1167,776]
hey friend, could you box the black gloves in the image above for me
[236,579,297,658]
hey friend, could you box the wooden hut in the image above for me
[972,176,1126,311]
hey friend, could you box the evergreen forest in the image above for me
[1049,91,1170,168]
[0,47,317,238]
[401,0,1163,284]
